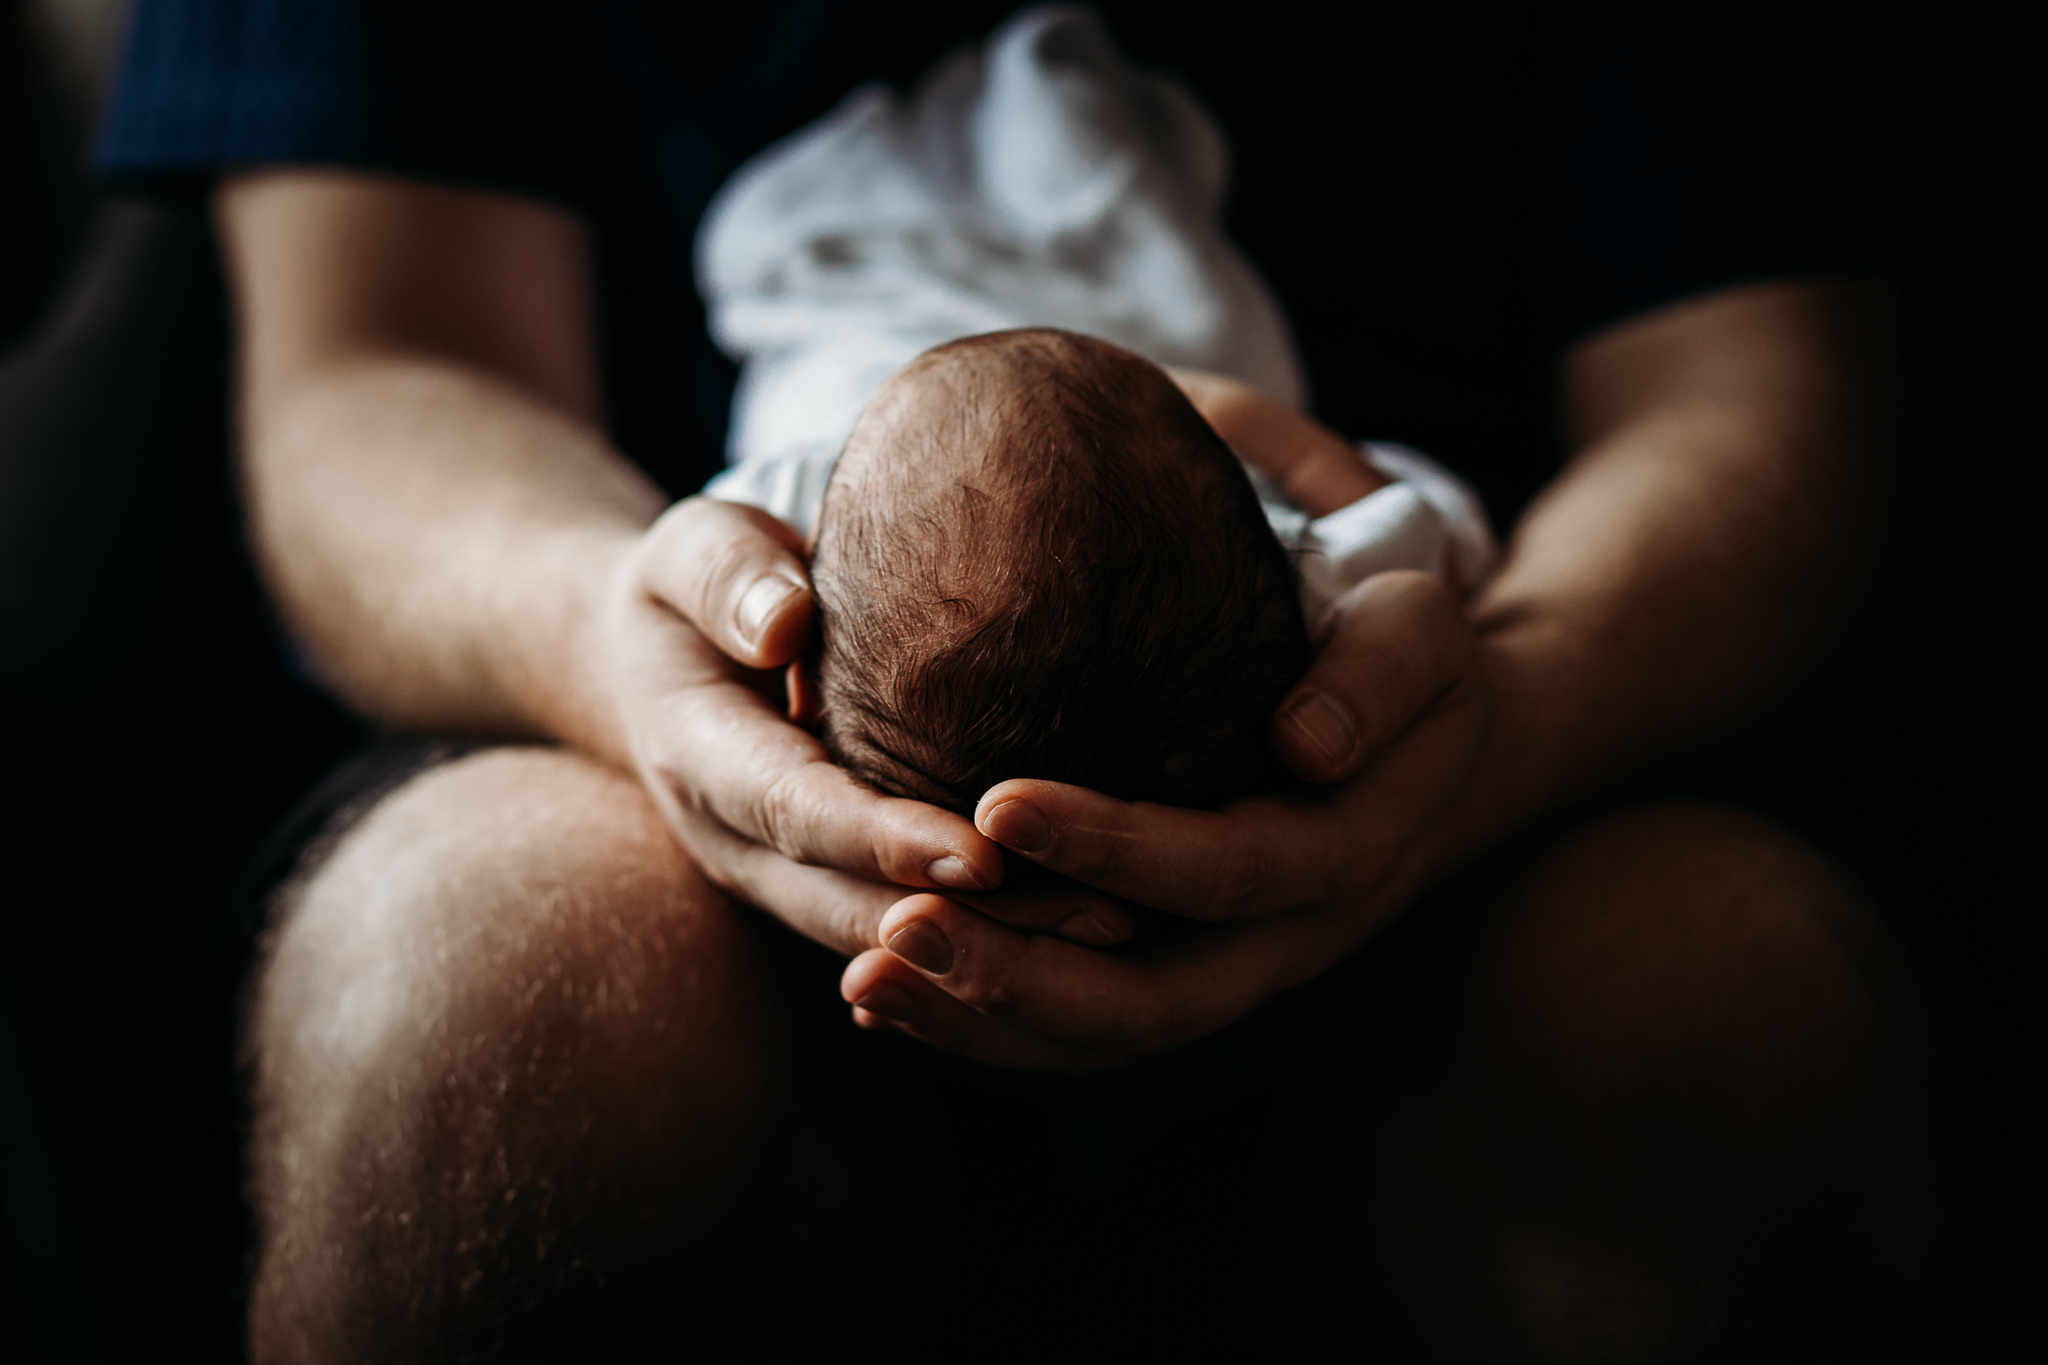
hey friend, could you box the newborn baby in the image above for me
[698,9,1499,811]
[803,328,1311,814]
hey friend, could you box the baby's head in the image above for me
[809,329,1308,815]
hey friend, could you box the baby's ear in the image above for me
[785,660,823,727]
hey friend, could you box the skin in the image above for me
[844,275,1907,1069]
[222,169,1946,1360]
[1167,365,1390,515]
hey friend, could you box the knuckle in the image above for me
[665,493,729,545]
[870,814,930,886]
[654,504,785,632]
[1062,828,1127,885]
[750,768,817,860]
[833,905,884,957]
[954,964,1022,1019]
[640,500,707,576]
[655,705,723,814]
[974,985,1024,1021]
[695,534,760,623]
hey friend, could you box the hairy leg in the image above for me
[1345,803,1950,1363]
[245,746,891,1363]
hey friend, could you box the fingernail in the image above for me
[736,574,802,648]
[1057,909,1120,947]
[983,799,1052,854]
[856,981,916,1023]
[925,855,984,891]
[1279,690,1356,769]
[887,920,955,976]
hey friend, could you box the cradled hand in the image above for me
[602,496,1016,955]
[841,569,1498,1070]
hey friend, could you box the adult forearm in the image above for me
[1469,281,1898,826]
[243,355,664,753]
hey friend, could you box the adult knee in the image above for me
[1350,803,1949,1363]
[247,747,789,1363]
[1459,803,1940,1139]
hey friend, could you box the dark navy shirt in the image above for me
[99,0,1878,513]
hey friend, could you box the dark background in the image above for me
[2,0,2040,1360]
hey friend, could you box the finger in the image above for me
[1269,570,1470,783]
[866,895,1340,1056]
[680,812,907,957]
[633,745,911,956]
[974,779,1342,920]
[842,949,1117,1072]
[948,883,1140,946]
[617,588,1004,890]
[637,497,815,669]
[873,895,1179,1054]
[640,674,1005,891]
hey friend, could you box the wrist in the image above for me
[1461,595,1670,850]
[516,521,649,766]
[1439,620,1593,866]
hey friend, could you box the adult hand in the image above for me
[601,497,1144,955]
[842,568,1502,1070]
[603,496,1027,956]
[844,281,1899,1071]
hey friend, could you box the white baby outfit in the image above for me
[698,5,1495,619]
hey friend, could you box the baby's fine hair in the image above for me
[810,329,1309,815]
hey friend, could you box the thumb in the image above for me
[637,496,815,668]
[1270,570,1470,784]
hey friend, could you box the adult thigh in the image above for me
[1344,802,1950,1364]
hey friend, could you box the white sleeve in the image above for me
[1359,441,1499,594]
[1278,442,1499,623]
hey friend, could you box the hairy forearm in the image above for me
[217,172,670,756]
[243,355,663,754]
[1469,281,1898,827]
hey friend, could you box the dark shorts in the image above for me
[215,737,488,949]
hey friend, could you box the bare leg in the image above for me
[1346,803,1950,1363]
[245,747,891,1362]
[244,768,1949,1359]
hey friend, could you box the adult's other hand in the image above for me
[841,569,1505,1069]
[841,279,1900,1069]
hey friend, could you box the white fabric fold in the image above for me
[696,3,1498,612]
